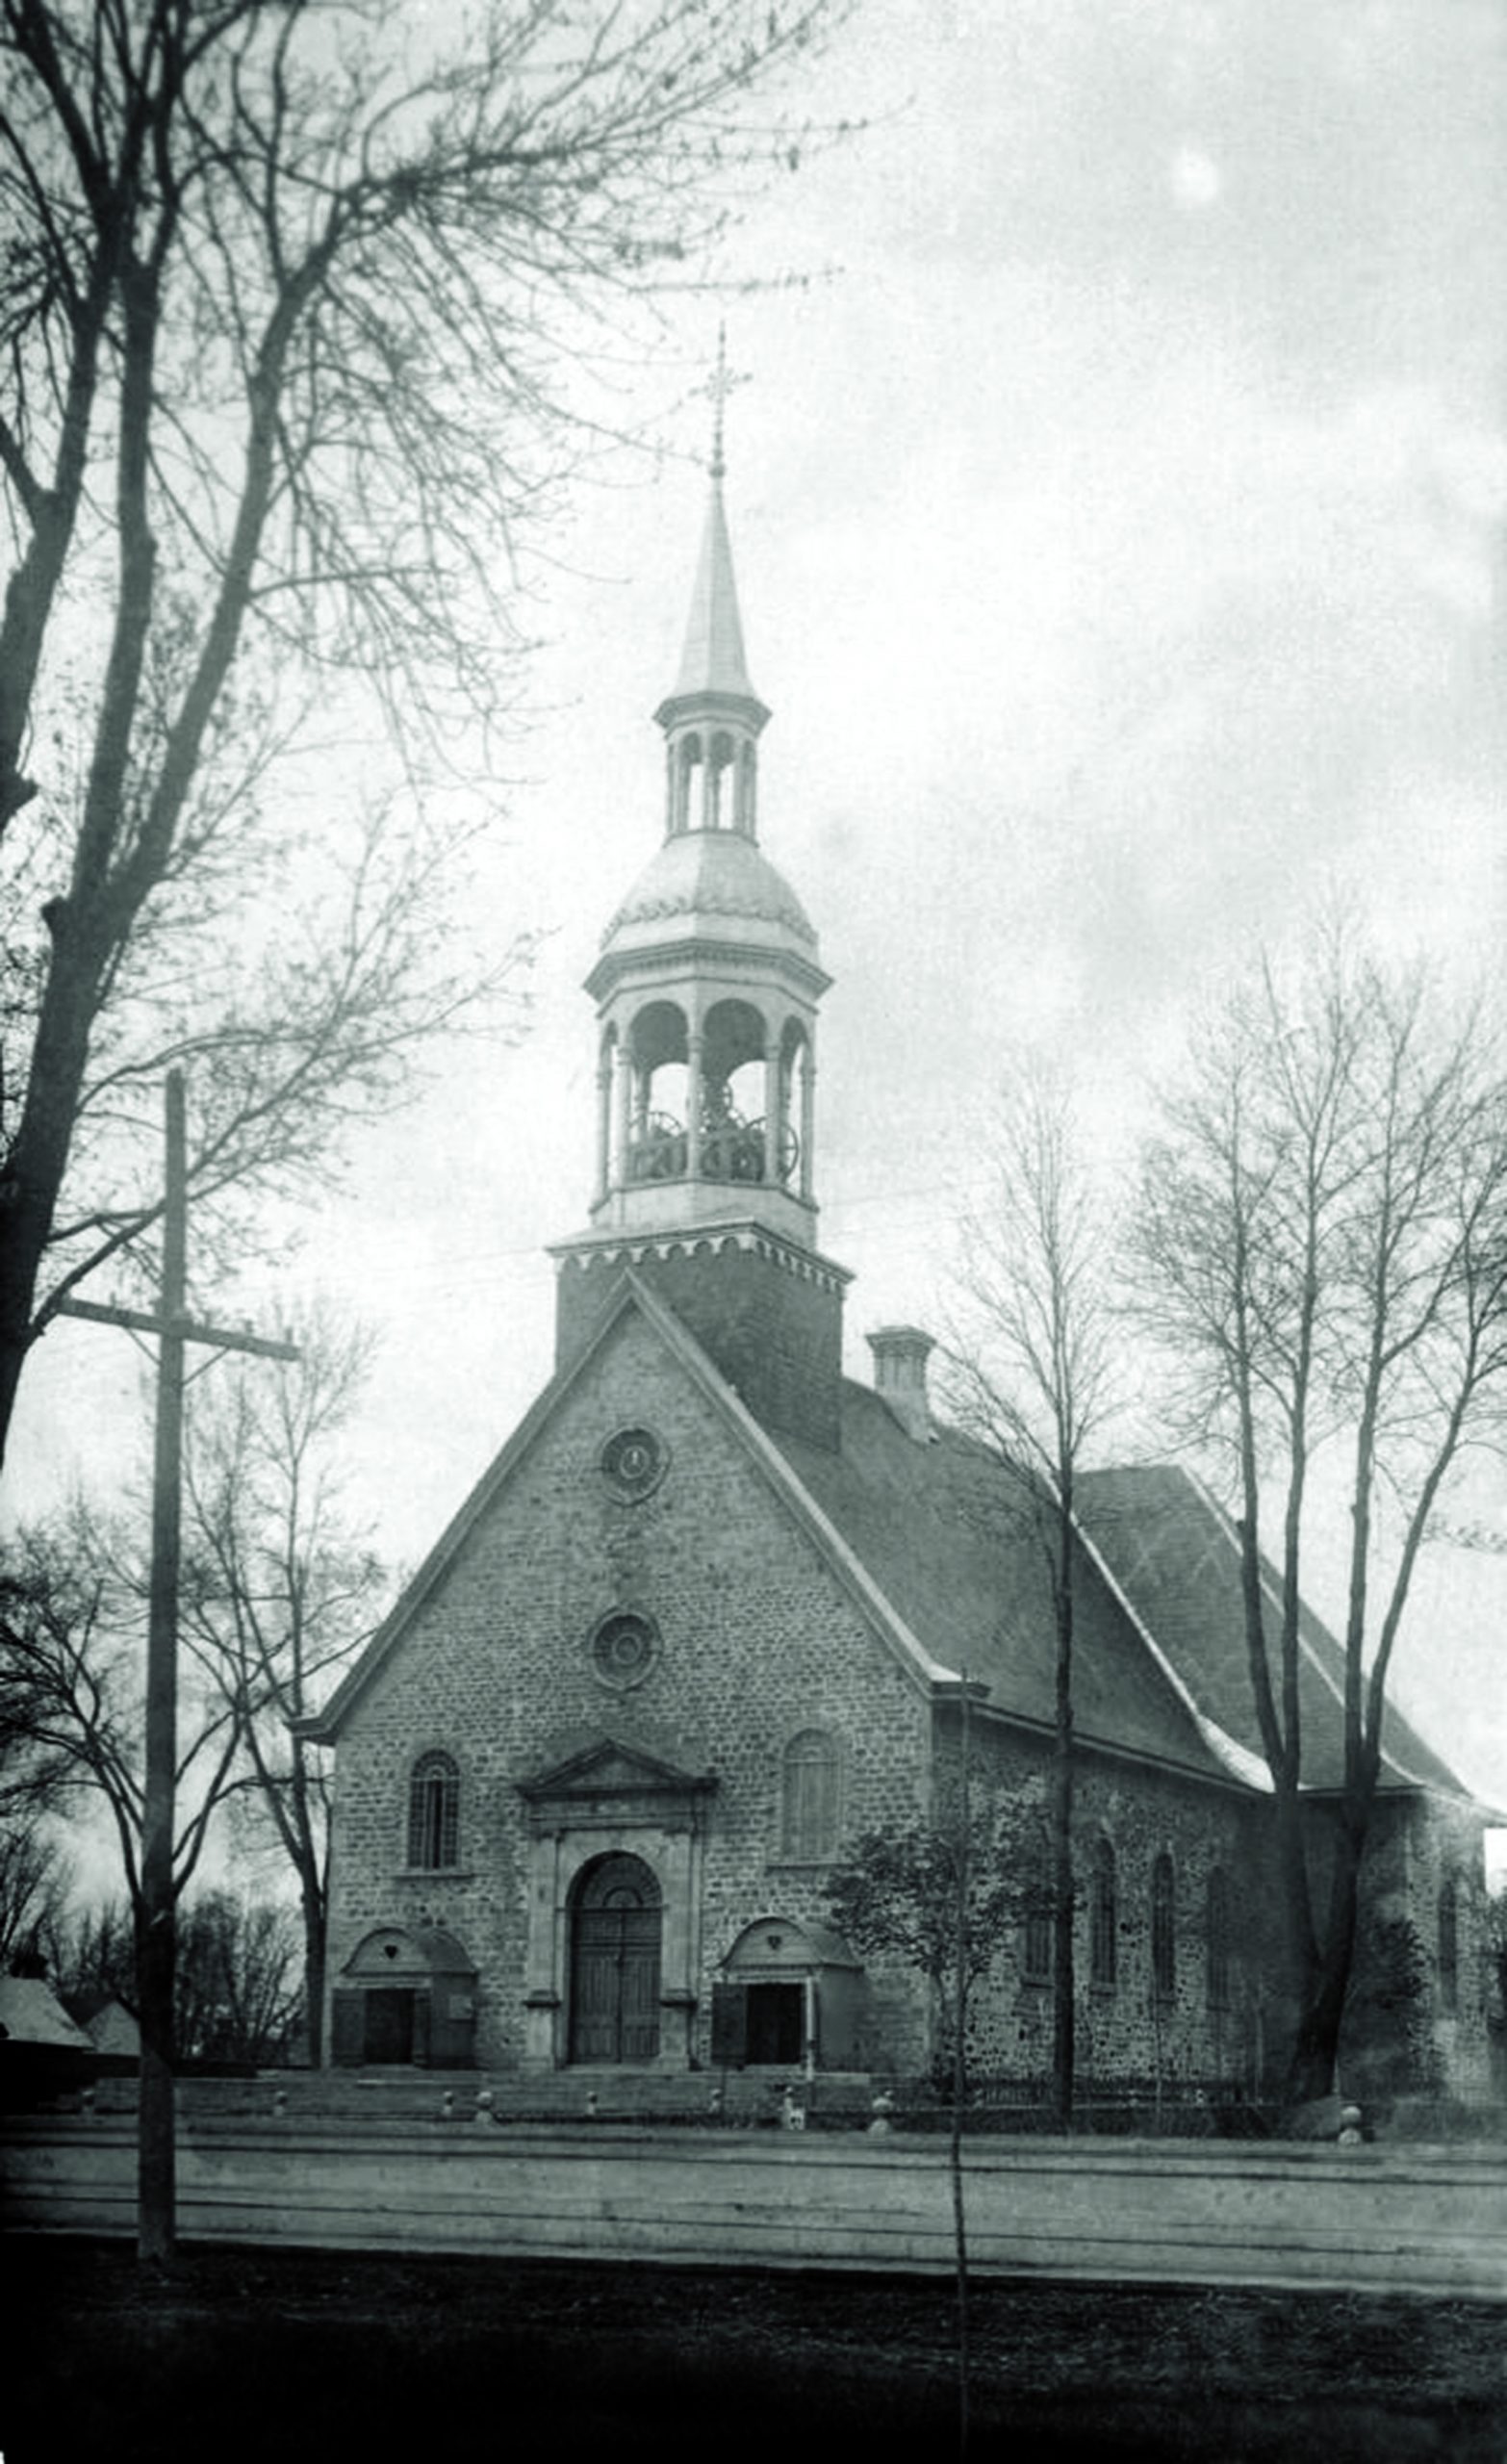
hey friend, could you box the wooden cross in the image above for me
[58,1068,297,2261]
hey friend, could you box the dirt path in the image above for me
[6,2239,1505,2461]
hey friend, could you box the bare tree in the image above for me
[52,1885,302,2065]
[943,1061,1119,2130]
[0,0,849,1463]
[172,1888,302,2067]
[179,1305,384,2063]
[1133,922,1507,2099]
[0,1803,71,1971]
[50,1891,135,2011]
[0,1308,378,2057]
[0,1505,243,1921]
[827,1748,1041,2458]
[826,1799,1033,2092]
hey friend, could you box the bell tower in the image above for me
[551,348,850,1450]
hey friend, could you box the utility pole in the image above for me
[952,1670,971,2462]
[59,1068,296,2262]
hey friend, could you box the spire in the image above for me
[673,484,757,703]
[664,327,762,710]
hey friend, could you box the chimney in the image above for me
[866,1325,934,1444]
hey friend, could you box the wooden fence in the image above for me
[4,2117,1505,2298]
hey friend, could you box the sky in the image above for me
[12,0,1507,1802]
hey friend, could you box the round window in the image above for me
[600,1424,668,1502]
[590,1610,660,1691]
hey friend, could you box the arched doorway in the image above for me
[712,1916,865,2072]
[569,1853,662,2065]
[330,1925,477,2070]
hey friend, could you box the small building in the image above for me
[64,1993,140,2071]
[0,1975,99,2107]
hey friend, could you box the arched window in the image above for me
[780,1730,840,1861]
[707,730,735,828]
[1022,1827,1052,1982]
[1438,1876,1459,2015]
[1151,1852,1176,2002]
[1090,1838,1117,1989]
[407,1752,459,1870]
[1206,1868,1231,2011]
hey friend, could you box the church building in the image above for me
[306,422,1494,2107]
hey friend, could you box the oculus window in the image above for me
[590,1609,660,1691]
[600,1425,668,1503]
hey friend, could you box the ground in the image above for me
[3,2242,1504,2462]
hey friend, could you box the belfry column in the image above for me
[801,1040,817,1203]
[613,1042,631,1194]
[686,1021,705,1181]
[763,1031,782,1185]
[594,1047,612,1206]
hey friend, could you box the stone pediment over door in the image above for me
[517,1737,717,1835]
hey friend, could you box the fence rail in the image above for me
[4,2118,1504,2299]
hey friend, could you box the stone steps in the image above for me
[86,2067,878,2128]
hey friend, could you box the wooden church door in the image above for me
[569,1854,662,2065]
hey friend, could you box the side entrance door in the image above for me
[569,1854,662,2065]
[363,1988,415,2065]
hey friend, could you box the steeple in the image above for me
[663,477,761,709]
[653,333,769,838]
[549,347,851,1451]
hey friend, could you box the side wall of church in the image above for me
[929,1715,1287,2095]
[324,1304,932,2072]
[1333,1791,1496,2102]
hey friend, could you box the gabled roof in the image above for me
[776,1388,1253,1788]
[62,1992,140,2056]
[311,1271,1472,1807]
[0,1975,94,2050]
[301,1273,953,1742]
[1074,1463,1475,1799]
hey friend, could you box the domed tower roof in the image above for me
[587,828,820,1001]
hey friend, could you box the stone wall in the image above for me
[1337,1791,1497,2101]
[556,1239,846,1451]
[908,1714,1288,2094]
[326,1300,932,2074]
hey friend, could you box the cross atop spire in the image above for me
[702,321,748,482]
[660,332,764,720]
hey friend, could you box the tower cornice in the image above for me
[586,932,830,1007]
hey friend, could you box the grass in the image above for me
[3,2238,1505,2462]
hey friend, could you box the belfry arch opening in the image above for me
[666,724,757,837]
[699,998,772,1183]
[610,994,804,1192]
[622,1000,690,1184]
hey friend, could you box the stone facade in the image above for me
[323,1301,932,2075]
